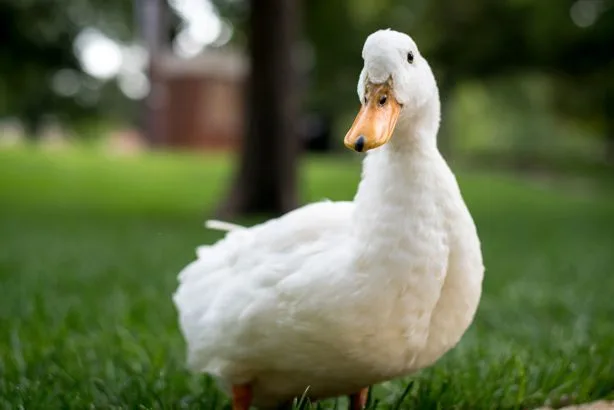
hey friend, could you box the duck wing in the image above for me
[173,200,354,373]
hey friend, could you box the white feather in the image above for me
[205,219,245,232]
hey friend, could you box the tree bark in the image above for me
[136,0,169,146]
[606,130,614,166]
[604,84,614,165]
[436,75,455,160]
[218,0,301,217]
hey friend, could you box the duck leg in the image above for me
[232,384,252,410]
[348,387,370,410]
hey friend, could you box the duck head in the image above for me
[344,29,438,152]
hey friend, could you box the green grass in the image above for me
[0,146,613,409]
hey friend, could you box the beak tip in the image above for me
[354,135,365,152]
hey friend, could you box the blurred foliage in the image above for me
[329,0,612,144]
[0,0,613,158]
[0,0,136,135]
[217,0,614,158]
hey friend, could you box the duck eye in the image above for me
[378,95,387,106]
[407,51,414,64]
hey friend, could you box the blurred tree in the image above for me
[417,0,614,161]
[309,0,614,162]
[218,0,301,217]
[136,0,172,145]
[1,0,612,162]
[0,0,136,137]
[209,0,613,219]
[0,1,81,136]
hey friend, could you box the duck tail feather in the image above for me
[205,219,245,232]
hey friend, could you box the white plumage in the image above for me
[173,29,484,409]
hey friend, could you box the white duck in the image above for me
[173,29,484,410]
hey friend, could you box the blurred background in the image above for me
[1,0,613,214]
[1,1,614,408]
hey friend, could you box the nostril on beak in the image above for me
[354,135,365,152]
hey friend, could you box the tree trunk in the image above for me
[606,130,614,166]
[136,0,169,146]
[604,84,614,165]
[22,114,42,140]
[218,0,301,218]
[437,76,455,161]
[22,101,45,140]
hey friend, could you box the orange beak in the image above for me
[344,82,402,152]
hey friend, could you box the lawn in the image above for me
[0,146,613,409]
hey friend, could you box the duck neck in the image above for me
[352,97,443,266]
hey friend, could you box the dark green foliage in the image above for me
[0,0,137,134]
